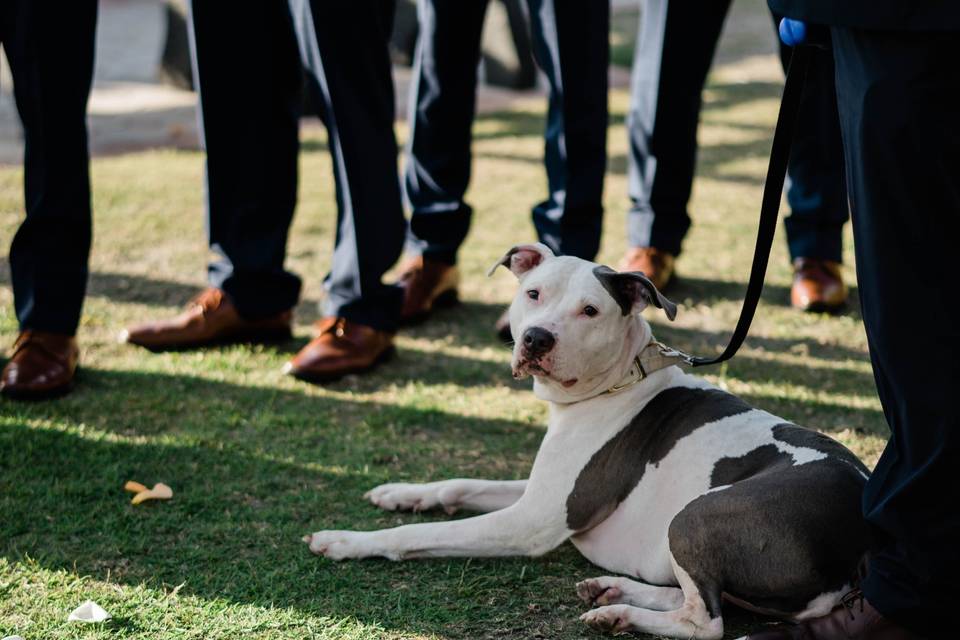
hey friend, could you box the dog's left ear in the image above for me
[487,243,556,279]
[593,265,677,320]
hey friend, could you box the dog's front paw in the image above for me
[576,577,623,606]
[363,482,457,514]
[303,530,376,560]
[580,605,635,635]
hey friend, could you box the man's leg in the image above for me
[625,0,731,260]
[122,2,302,352]
[777,40,846,266]
[526,0,609,261]
[189,1,303,320]
[0,0,95,399]
[395,0,488,326]
[287,0,405,334]
[833,27,960,637]
[404,0,488,266]
[3,0,97,336]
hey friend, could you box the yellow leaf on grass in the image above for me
[124,480,149,493]
[130,482,174,505]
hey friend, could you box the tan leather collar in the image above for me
[604,340,689,395]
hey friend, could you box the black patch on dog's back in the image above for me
[710,444,794,487]
[773,423,871,476]
[565,386,753,531]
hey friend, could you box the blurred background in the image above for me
[0,0,779,165]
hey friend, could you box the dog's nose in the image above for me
[521,327,555,355]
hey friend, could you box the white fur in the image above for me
[793,584,851,621]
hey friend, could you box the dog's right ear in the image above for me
[487,243,556,279]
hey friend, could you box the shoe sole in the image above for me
[796,300,848,315]
[0,368,78,401]
[129,327,294,353]
[399,289,460,327]
[287,345,397,385]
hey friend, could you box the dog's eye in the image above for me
[583,305,598,317]
[527,289,540,301]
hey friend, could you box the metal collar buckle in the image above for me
[605,356,647,395]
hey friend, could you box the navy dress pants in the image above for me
[3,0,97,335]
[831,27,960,638]
[189,0,406,331]
[404,0,609,263]
[627,0,847,261]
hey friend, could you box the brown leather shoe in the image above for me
[397,255,460,324]
[791,258,848,313]
[121,287,292,351]
[1,331,79,400]
[745,590,923,639]
[283,317,395,383]
[619,246,676,291]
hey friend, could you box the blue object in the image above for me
[779,18,806,46]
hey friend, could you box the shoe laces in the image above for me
[399,263,422,283]
[796,259,839,280]
[318,317,348,339]
[189,288,224,315]
[10,331,70,364]
[840,588,865,621]
[12,330,34,352]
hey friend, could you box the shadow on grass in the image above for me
[2,366,798,639]
[60,269,872,407]
[86,271,206,307]
[0,369,564,639]
[669,276,861,321]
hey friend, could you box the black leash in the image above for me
[680,45,813,367]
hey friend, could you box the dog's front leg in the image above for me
[365,479,528,514]
[305,502,568,561]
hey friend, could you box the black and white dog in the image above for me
[304,243,870,639]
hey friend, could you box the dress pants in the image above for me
[3,0,97,335]
[404,0,609,263]
[627,0,847,262]
[831,27,960,638]
[189,0,406,331]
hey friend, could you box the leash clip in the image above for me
[654,343,697,367]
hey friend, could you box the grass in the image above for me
[0,11,885,640]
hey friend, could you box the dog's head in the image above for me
[489,243,677,402]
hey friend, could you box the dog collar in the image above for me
[604,340,688,395]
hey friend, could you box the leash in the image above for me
[673,38,815,368]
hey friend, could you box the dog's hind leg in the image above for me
[364,479,527,514]
[580,600,722,639]
[580,555,723,639]
[576,576,684,610]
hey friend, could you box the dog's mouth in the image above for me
[513,360,578,387]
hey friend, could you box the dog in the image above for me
[304,243,870,639]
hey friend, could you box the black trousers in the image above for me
[627,0,847,261]
[2,0,97,335]
[404,0,609,263]
[189,0,406,331]
[831,27,959,637]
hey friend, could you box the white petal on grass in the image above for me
[67,600,112,623]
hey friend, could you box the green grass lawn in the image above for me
[1,29,886,640]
